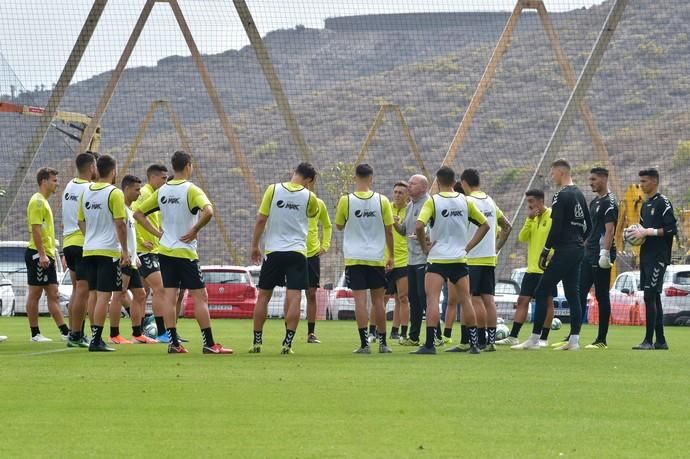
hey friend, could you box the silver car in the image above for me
[0,273,16,316]
[246,265,306,319]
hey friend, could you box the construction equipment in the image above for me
[0,101,100,152]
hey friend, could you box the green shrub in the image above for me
[672,140,690,169]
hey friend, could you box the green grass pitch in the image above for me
[0,317,688,458]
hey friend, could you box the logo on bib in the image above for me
[84,201,102,210]
[161,196,180,205]
[276,200,300,210]
[354,209,377,218]
[441,209,463,218]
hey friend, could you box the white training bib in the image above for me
[82,184,120,253]
[466,193,498,259]
[343,192,385,262]
[428,193,470,261]
[263,183,311,252]
[124,207,140,266]
[158,181,198,254]
[62,179,90,237]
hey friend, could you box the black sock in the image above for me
[70,330,82,341]
[425,326,435,348]
[30,326,40,337]
[460,325,469,344]
[443,327,452,339]
[400,325,408,338]
[358,328,368,348]
[469,326,479,347]
[391,326,399,336]
[167,327,180,346]
[540,328,551,340]
[378,331,387,346]
[80,320,85,336]
[154,316,166,336]
[477,328,487,346]
[368,324,376,336]
[488,327,496,345]
[510,322,523,338]
[435,325,442,340]
[201,328,215,347]
[308,322,315,335]
[283,329,296,347]
[58,324,69,335]
[253,330,263,345]
[132,325,142,337]
[110,326,119,338]
[91,325,104,343]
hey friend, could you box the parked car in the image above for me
[184,266,257,319]
[512,267,589,323]
[0,241,64,315]
[246,265,307,319]
[327,271,396,321]
[495,279,520,320]
[58,271,72,314]
[0,273,16,316]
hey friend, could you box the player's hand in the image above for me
[527,206,536,219]
[180,229,198,244]
[120,251,131,267]
[250,246,262,265]
[538,248,550,271]
[142,241,154,250]
[38,253,50,269]
[135,257,142,268]
[385,258,394,272]
[598,249,612,269]
[319,248,327,256]
[393,215,401,224]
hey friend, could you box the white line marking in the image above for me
[24,347,77,356]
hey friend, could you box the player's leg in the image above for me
[405,264,423,345]
[396,275,410,340]
[512,260,560,349]
[280,252,308,354]
[108,272,129,344]
[448,271,480,353]
[654,291,667,349]
[589,265,611,347]
[370,286,390,352]
[26,285,46,341]
[443,281,457,341]
[130,286,150,342]
[411,269,443,354]
[251,253,282,352]
[88,257,121,352]
[305,255,320,342]
[499,295,529,345]
[481,267,498,350]
[555,249,584,350]
[348,266,372,353]
[469,267,487,347]
[42,258,68,338]
[140,254,168,341]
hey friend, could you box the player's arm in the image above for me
[543,192,565,252]
[393,204,408,235]
[28,200,50,268]
[334,195,348,231]
[319,200,332,253]
[518,215,534,243]
[466,201,489,253]
[132,189,162,238]
[415,199,433,254]
[131,200,154,249]
[111,189,130,266]
[495,206,512,252]
[181,204,213,244]
[635,199,677,238]
[250,185,274,264]
[382,198,394,270]
[582,195,592,241]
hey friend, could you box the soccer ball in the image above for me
[551,318,562,330]
[496,324,510,340]
[143,316,158,339]
[623,224,646,246]
[496,317,505,325]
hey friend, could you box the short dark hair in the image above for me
[436,166,455,187]
[295,162,317,181]
[453,182,464,194]
[355,163,374,178]
[75,152,96,173]
[146,163,168,178]
[460,168,480,187]
[393,181,408,189]
[590,167,609,177]
[525,188,545,200]
[121,174,142,190]
[97,155,116,179]
[639,168,659,181]
[36,167,58,185]
[86,150,99,160]
[551,159,571,171]
[171,150,192,172]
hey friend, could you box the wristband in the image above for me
[599,249,610,257]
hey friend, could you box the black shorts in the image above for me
[345,265,386,291]
[81,255,122,292]
[426,262,468,284]
[63,245,83,272]
[258,251,308,290]
[385,267,408,295]
[159,254,205,290]
[24,249,58,286]
[640,259,667,294]
[138,253,160,279]
[519,273,559,298]
[307,255,320,289]
[121,266,143,289]
[469,265,496,296]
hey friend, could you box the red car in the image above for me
[183,265,257,319]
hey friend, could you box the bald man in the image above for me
[393,174,434,346]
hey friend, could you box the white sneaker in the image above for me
[554,342,580,351]
[30,334,53,343]
[511,335,541,350]
[0,335,7,343]
[61,333,70,342]
[539,340,549,348]
[496,336,519,345]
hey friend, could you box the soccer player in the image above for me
[65,152,98,347]
[412,166,489,355]
[131,163,172,343]
[335,163,395,354]
[25,167,69,342]
[512,159,591,351]
[393,174,431,347]
[497,189,557,346]
[461,169,512,352]
[386,181,410,342]
[578,167,618,349]
[630,168,677,350]
[249,162,319,354]
[78,155,130,352]
[133,150,231,354]
[116,174,157,344]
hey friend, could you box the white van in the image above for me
[0,241,65,315]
